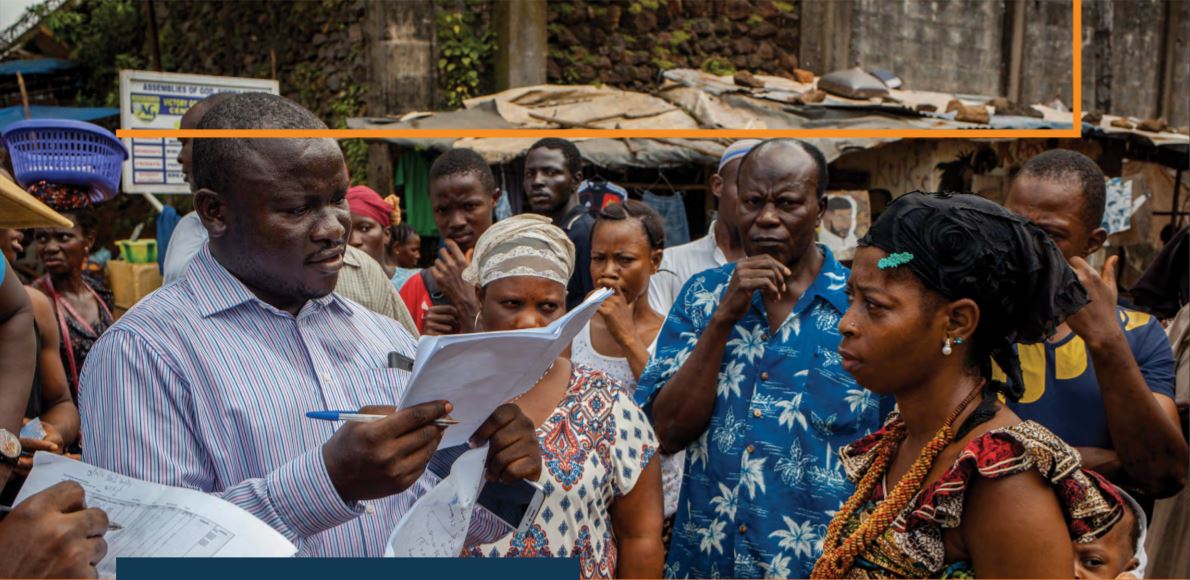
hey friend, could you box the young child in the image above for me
[1076,478,1147,579]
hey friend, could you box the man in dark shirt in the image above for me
[1004,149,1185,499]
[521,138,594,309]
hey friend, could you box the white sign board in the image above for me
[119,70,279,194]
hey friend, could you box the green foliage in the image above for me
[774,1,795,14]
[32,0,146,107]
[330,83,368,185]
[638,0,660,9]
[746,14,764,25]
[436,0,495,109]
[700,56,735,76]
[627,3,643,15]
[669,31,691,46]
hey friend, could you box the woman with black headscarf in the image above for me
[811,192,1125,578]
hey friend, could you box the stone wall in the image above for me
[546,0,801,89]
[154,0,370,125]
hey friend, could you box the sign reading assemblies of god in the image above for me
[119,70,279,194]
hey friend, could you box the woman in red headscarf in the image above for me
[346,185,400,278]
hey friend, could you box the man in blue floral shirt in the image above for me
[635,139,889,579]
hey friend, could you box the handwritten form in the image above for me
[400,287,612,449]
[385,444,489,557]
[15,453,297,577]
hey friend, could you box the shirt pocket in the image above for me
[803,365,870,440]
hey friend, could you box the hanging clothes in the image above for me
[155,204,181,273]
[642,190,691,247]
[395,150,438,237]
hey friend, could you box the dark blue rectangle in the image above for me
[118,557,577,580]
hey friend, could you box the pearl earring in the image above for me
[942,337,953,356]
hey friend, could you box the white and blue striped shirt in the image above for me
[81,246,506,556]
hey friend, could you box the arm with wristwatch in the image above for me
[0,257,110,579]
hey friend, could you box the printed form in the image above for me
[15,453,297,577]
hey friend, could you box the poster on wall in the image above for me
[119,70,280,194]
[818,190,871,262]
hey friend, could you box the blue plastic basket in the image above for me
[2,119,128,204]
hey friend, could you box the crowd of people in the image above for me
[0,91,1186,579]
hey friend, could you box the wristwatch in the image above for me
[0,428,21,467]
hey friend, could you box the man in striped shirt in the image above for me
[79,93,542,557]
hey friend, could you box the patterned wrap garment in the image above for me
[635,246,891,579]
[467,364,658,579]
[832,415,1124,578]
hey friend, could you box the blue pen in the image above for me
[306,410,458,426]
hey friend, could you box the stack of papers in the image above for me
[399,287,612,449]
[16,453,297,577]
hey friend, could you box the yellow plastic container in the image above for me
[116,239,157,264]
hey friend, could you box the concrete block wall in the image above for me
[848,0,1006,97]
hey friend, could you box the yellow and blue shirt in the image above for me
[1004,307,1176,449]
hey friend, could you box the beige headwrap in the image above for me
[462,214,575,288]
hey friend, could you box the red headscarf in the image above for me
[346,185,393,227]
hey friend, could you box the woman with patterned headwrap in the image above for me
[462,214,664,579]
[27,182,113,401]
[811,192,1126,578]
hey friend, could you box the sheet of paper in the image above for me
[16,453,297,577]
[20,417,45,439]
[385,444,489,557]
[401,287,612,449]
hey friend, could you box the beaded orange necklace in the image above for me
[811,384,984,579]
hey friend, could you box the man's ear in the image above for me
[1084,226,1108,257]
[490,187,501,204]
[572,170,583,191]
[710,174,724,200]
[194,188,229,239]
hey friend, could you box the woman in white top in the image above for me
[574,201,686,525]
[573,200,667,392]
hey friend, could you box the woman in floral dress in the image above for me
[462,214,664,579]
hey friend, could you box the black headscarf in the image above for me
[859,191,1087,401]
[1131,225,1188,319]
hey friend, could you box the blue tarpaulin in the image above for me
[0,59,75,76]
[0,105,118,132]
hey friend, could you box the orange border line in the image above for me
[116,0,1082,141]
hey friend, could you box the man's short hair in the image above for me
[527,138,583,177]
[739,138,830,200]
[192,93,329,195]
[1018,149,1106,231]
[428,148,496,193]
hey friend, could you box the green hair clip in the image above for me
[878,252,914,270]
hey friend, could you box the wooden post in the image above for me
[1092,0,1113,114]
[15,71,30,120]
[1003,0,1026,102]
[1156,0,1182,122]
[143,0,162,72]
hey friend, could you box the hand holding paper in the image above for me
[15,453,297,577]
[399,287,612,449]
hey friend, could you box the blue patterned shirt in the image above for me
[635,246,889,579]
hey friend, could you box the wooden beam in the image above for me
[1003,0,1026,102]
[15,72,30,119]
[1156,0,1181,121]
